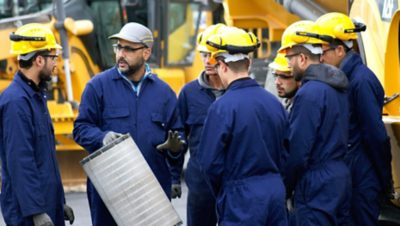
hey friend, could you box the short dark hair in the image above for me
[18,50,50,69]
[330,39,351,52]
[216,56,250,73]
[291,45,320,62]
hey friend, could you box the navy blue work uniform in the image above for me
[0,72,65,226]
[340,51,392,226]
[198,78,289,226]
[285,64,351,226]
[73,65,182,226]
[177,72,223,226]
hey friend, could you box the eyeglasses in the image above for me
[42,54,58,61]
[273,72,293,80]
[322,47,336,55]
[285,52,301,61]
[113,44,146,53]
[200,52,211,59]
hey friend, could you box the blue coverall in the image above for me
[0,72,65,226]
[177,72,222,226]
[198,78,289,226]
[285,64,351,226]
[73,65,182,226]
[340,51,392,226]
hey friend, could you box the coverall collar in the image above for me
[114,63,154,95]
[15,71,47,97]
[339,50,360,78]
[226,77,253,90]
[111,64,154,81]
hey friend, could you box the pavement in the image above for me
[0,183,189,226]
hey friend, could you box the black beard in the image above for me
[39,69,52,82]
[292,64,304,82]
[118,57,144,77]
[283,88,298,99]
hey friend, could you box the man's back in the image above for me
[207,78,288,180]
[198,78,288,225]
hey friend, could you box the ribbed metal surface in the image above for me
[81,135,182,226]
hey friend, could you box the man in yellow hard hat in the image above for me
[279,20,351,225]
[176,23,225,226]
[197,26,288,225]
[316,12,393,226]
[269,53,300,111]
[0,23,74,226]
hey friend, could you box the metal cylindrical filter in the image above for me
[81,135,182,226]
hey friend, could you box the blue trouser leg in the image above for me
[293,161,351,226]
[87,180,118,226]
[346,150,380,226]
[218,175,287,226]
[186,160,217,226]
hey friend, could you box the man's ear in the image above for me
[299,53,307,67]
[143,48,152,61]
[34,55,45,67]
[336,45,346,58]
[219,61,228,73]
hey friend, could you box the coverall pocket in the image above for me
[103,107,130,119]
[102,107,130,130]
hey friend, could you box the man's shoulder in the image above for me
[181,79,200,92]
[0,86,30,111]
[0,81,26,101]
[148,74,176,92]
[351,63,379,84]
[90,67,118,83]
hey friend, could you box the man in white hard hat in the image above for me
[74,22,185,226]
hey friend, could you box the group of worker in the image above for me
[267,14,393,226]
[0,10,394,226]
[177,12,393,226]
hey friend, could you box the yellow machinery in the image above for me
[0,0,208,186]
[220,0,400,222]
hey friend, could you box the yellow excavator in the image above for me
[219,0,400,223]
[0,0,210,186]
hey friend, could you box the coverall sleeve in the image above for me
[3,99,45,217]
[165,89,186,184]
[354,80,393,192]
[198,106,229,197]
[177,89,190,142]
[73,83,107,153]
[284,95,320,196]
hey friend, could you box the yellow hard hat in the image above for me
[10,23,62,55]
[278,20,329,54]
[315,12,366,41]
[205,26,259,64]
[269,53,291,72]
[197,23,226,52]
